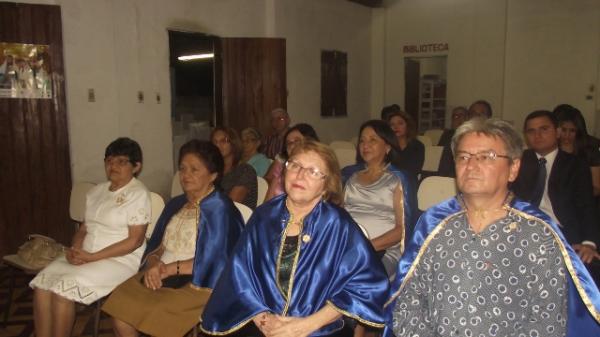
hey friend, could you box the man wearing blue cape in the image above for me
[384,118,600,337]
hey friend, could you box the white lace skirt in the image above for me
[29,252,141,304]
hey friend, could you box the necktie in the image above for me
[531,157,547,206]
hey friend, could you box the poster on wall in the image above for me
[0,42,52,99]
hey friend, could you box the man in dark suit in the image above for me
[512,110,600,264]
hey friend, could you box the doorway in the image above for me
[404,56,447,132]
[168,31,216,169]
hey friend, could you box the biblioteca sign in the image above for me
[403,43,449,53]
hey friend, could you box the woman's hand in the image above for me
[68,247,97,264]
[573,243,600,264]
[65,248,85,265]
[253,313,284,336]
[143,261,165,290]
[266,316,314,337]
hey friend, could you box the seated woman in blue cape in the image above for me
[342,120,416,278]
[383,118,600,337]
[200,140,390,337]
[102,140,244,337]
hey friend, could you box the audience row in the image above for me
[28,100,600,337]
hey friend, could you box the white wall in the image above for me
[381,0,507,123]
[502,0,600,129]
[15,0,375,198]
[381,0,600,132]
[274,0,374,143]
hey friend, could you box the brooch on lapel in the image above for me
[116,193,126,206]
[302,234,311,243]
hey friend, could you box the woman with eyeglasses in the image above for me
[200,140,389,337]
[212,127,258,209]
[343,120,417,277]
[263,123,319,202]
[30,137,151,337]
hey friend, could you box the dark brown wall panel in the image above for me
[218,38,286,137]
[0,2,72,255]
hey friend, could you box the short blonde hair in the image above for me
[289,140,343,206]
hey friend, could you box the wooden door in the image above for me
[404,58,420,129]
[215,38,286,136]
[0,3,72,255]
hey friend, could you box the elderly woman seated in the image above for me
[201,140,389,337]
[30,137,151,337]
[102,140,244,337]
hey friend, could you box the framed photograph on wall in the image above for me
[0,42,52,99]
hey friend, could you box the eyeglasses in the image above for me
[285,160,327,180]
[454,150,510,165]
[104,157,131,167]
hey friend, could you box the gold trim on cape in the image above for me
[384,210,462,307]
[511,208,600,323]
[327,300,385,328]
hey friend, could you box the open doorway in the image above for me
[168,30,216,169]
[404,56,447,132]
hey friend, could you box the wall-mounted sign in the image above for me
[0,42,52,99]
[403,43,449,54]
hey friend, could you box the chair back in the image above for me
[146,192,165,239]
[171,171,183,197]
[417,135,433,147]
[334,148,356,169]
[422,146,444,172]
[424,129,444,145]
[234,202,253,224]
[256,176,268,206]
[329,140,355,150]
[417,176,457,211]
[70,182,96,222]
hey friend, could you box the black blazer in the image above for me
[511,149,599,246]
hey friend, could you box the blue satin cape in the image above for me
[383,196,600,337]
[142,190,244,289]
[200,194,390,336]
[341,163,418,242]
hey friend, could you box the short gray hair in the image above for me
[451,118,524,161]
[241,127,262,142]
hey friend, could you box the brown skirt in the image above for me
[102,272,211,337]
